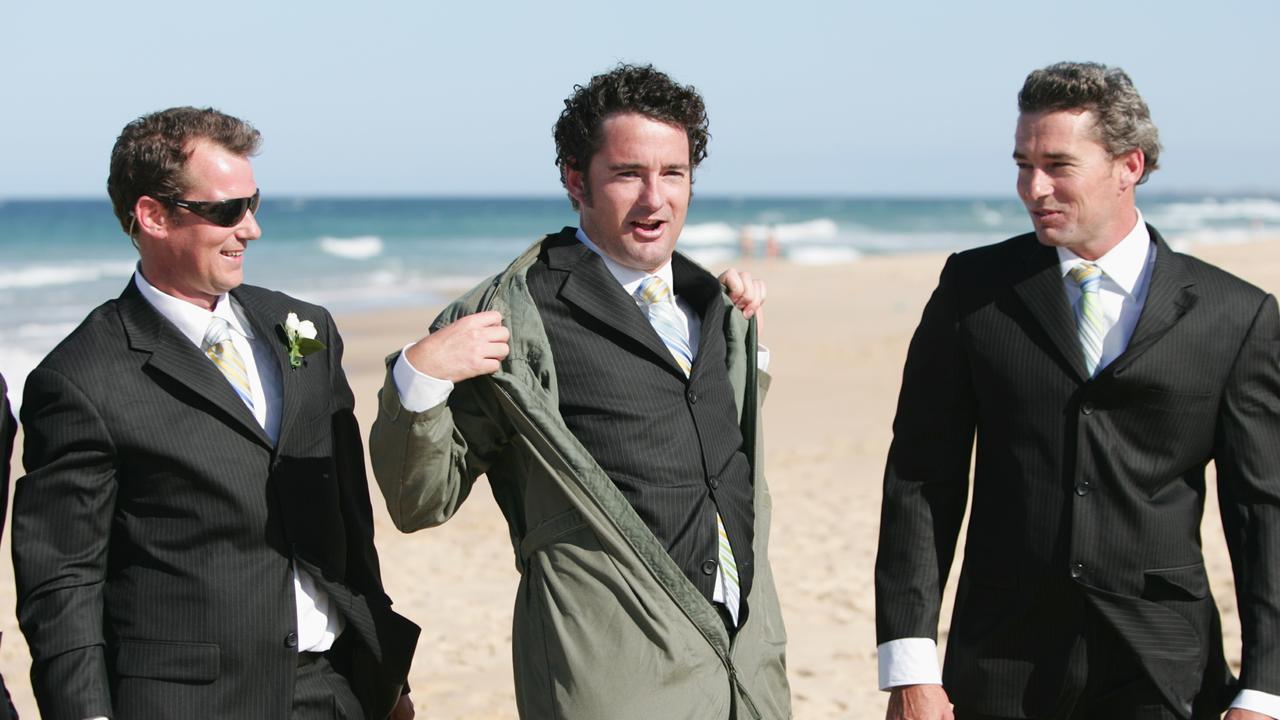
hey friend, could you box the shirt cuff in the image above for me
[392,343,455,413]
[757,344,771,372]
[1232,688,1280,718]
[878,638,942,690]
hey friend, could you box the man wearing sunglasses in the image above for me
[12,107,417,720]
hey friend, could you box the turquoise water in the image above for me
[3,194,1278,404]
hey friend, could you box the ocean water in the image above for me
[2,194,1278,407]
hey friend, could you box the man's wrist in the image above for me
[878,637,943,690]
[392,345,454,412]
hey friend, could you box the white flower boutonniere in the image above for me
[280,312,326,369]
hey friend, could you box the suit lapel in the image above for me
[232,286,299,449]
[672,252,723,382]
[547,231,687,378]
[119,282,273,448]
[1105,227,1197,377]
[1012,239,1091,382]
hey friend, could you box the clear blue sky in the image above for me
[4,0,1277,199]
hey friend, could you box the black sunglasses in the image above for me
[158,189,260,227]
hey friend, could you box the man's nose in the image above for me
[238,208,262,241]
[1026,169,1052,200]
[638,176,663,210]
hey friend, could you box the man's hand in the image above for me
[404,311,510,382]
[391,693,415,719]
[1225,710,1275,720]
[886,684,953,720]
[719,268,766,320]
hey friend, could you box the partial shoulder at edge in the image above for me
[37,297,128,373]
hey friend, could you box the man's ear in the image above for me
[565,162,589,208]
[1117,148,1144,191]
[134,196,170,238]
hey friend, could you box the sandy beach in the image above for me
[2,235,1278,719]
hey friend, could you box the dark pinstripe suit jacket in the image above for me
[0,375,16,720]
[13,282,417,720]
[875,226,1280,718]
[525,234,757,609]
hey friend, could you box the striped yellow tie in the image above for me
[1068,262,1105,377]
[635,276,694,376]
[203,317,255,411]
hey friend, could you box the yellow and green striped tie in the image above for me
[203,317,255,411]
[1068,262,1104,377]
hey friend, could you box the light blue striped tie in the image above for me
[1069,262,1105,377]
[203,317,255,411]
[635,276,693,375]
[635,276,741,625]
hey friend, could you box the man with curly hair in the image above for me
[876,62,1280,720]
[370,64,791,719]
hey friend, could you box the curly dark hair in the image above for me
[107,106,261,237]
[1018,62,1161,185]
[554,63,710,210]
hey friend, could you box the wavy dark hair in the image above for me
[107,106,261,237]
[554,63,710,209]
[1018,62,1161,184]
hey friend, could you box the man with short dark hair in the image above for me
[875,61,1280,720]
[13,107,417,720]
[369,64,791,719]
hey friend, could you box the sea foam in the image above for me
[0,261,135,290]
[318,235,384,260]
[1147,198,1280,229]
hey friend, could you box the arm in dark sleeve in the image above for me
[874,254,977,644]
[12,367,117,720]
[1215,293,1280,695]
[324,311,388,604]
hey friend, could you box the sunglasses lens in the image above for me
[204,199,247,227]
[186,190,259,227]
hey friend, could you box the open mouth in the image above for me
[221,250,244,258]
[632,220,664,231]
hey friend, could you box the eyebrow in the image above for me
[1012,150,1076,161]
[607,162,690,172]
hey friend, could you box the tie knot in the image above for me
[1068,262,1102,291]
[203,317,234,350]
[636,276,673,306]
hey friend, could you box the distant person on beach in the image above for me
[876,62,1280,720]
[12,107,417,720]
[369,63,790,719]
[0,375,17,720]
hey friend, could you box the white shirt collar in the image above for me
[1056,208,1152,296]
[133,267,254,347]
[575,228,676,299]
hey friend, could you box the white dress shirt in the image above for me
[391,229,769,625]
[133,270,344,655]
[875,212,1280,717]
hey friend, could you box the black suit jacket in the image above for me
[524,232,757,606]
[13,281,418,720]
[875,227,1280,718]
[0,375,16,720]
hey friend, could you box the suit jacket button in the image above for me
[284,631,298,648]
[1070,562,1085,579]
[708,475,720,490]
[1081,401,1095,415]
[701,559,717,576]
[687,390,698,404]
[1075,480,1091,496]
